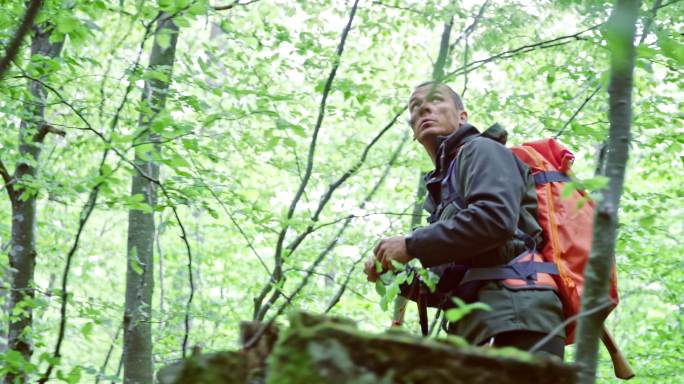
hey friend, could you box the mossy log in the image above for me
[267,312,576,384]
[157,312,577,384]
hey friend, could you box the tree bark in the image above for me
[573,1,639,383]
[122,13,179,384]
[5,24,63,384]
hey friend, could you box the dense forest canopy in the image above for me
[0,0,682,382]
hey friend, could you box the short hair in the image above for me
[413,81,464,110]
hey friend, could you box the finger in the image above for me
[375,247,386,269]
[373,240,383,257]
[381,252,391,271]
[364,258,373,274]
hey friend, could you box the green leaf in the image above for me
[375,281,385,296]
[129,247,143,275]
[390,259,405,271]
[174,16,191,28]
[81,322,94,339]
[56,13,80,34]
[374,259,383,273]
[445,298,492,323]
[657,33,684,64]
[156,32,171,51]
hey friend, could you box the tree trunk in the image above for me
[573,1,639,383]
[5,25,63,384]
[122,13,179,384]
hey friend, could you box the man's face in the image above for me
[408,84,467,145]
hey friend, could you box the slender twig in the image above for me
[95,322,123,384]
[371,1,428,16]
[324,253,366,313]
[212,0,261,11]
[462,37,469,96]
[0,158,15,200]
[39,148,112,383]
[0,0,43,81]
[325,137,412,313]
[254,108,405,320]
[655,0,681,11]
[187,154,271,276]
[281,108,405,257]
[444,24,602,80]
[253,0,360,321]
[313,211,421,232]
[156,211,167,324]
[429,308,443,336]
[529,298,614,353]
[14,24,196,360]
[639,0,662,44]
[448,0,489,54]
[555,84,602,138]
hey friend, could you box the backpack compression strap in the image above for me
[533,171,571,185]
[459,251,559,286]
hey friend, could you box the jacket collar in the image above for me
[425,124,481,181]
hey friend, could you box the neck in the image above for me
[421,139,439,166]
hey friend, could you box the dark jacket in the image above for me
[405,124,542,267]
[404,124,564,344]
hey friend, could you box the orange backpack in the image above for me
[510,138,619,344]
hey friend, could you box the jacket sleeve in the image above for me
[405,138,524,267]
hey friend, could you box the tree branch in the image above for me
[0,157,15,201]
[32,123,66,143]
[448,0,489,58]
[95,323,123,383]
[253,0,360,321]
[281,108,405,258]
[13,17,195,362]
[371,1,428,16]
[554,84,602,138]
[529,298,615,353]
[0,0,43,81]
[39,147,112,384]
[212,0,261,11]
[256,133,409,339]
[187,154,272,276]
[639,0,662,44]
[433,15,454,81]
[445,24,601,80]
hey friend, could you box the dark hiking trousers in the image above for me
[485,330,565,360]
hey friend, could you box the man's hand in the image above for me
[363,255,381,282]
[363,236,413,282]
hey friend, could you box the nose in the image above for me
[418,101,434,115]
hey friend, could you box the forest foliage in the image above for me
[0,0,682,382]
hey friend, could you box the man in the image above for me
[364,82,565,359]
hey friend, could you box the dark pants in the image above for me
[486,330,565,360]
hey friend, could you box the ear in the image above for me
[459,110,468,125]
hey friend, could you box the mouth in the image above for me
[418,119,436,130]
